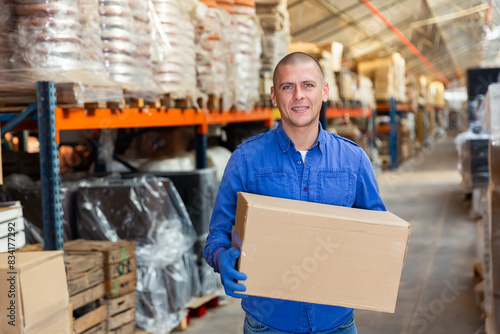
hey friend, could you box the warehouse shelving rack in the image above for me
[376,98,413,170]
[1,82,378,251]
[0,82,275,250]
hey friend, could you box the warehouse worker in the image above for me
[204,52,386,334]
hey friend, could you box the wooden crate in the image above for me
[106,291,137,333]
[64,239,136,298]
[107,291,137,316]
[74,305,108,334]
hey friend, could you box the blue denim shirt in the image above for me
[204,122,386,333]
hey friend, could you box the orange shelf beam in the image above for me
[326,107,372,119]
[54,107,275,143]
[206,108,274,127]
[55,107,206,142]
[376,103,411,113]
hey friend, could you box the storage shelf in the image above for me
[376,102,412,113]
[206,108,273,126]
[326,106,372,119]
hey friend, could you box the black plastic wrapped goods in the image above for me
[0,174,80,242]
[76,175,200,333]
[122,169,221,296]
[462,138,490,189]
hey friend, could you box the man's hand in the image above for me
[216,247,248,298]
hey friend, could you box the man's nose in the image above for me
[294,86,305,100]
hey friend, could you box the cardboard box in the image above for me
[0,251,71,334]
[232,192,410,313]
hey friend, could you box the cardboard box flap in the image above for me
[18,252,69,328]
[238,192,410,229]
[0,251,63,271]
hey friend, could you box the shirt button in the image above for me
[303,187,307,191]
[297,160,301,165]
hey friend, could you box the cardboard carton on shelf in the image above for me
[0,251,71,334]
[232,192,410,313]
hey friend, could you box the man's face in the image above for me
[271,61,329,132]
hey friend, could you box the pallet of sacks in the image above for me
[65,239,137,334]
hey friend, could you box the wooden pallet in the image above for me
[172,295,219,332]
[0,83,125,111]
[160,94,193,109]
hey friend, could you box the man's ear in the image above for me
[271,86,277,107]
[322,82,329,103]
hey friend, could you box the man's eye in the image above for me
[304,84,313,88]
[283,85,292,90]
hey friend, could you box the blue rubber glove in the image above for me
[216,247,248,298]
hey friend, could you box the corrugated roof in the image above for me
[287,0,499,84]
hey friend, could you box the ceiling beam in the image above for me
[291,2,364,38]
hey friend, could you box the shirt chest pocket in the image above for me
[315,171,353,207]
[251,169,292,199]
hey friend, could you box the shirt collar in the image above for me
[275,121,326,154]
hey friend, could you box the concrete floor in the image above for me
[182,134,484,334]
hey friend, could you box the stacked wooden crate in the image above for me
[65,239,137,334]
[67,251,107,334]
[18,243,108,334]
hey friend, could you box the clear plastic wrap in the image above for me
[123,169,221,296]
[151,0,204,101]
[318,51,340,105]
[99,0,161,99]
[0,0,124,105]
[195,7,227,101]
[257,0,289,70]
[0,0,15,69]
[79,0,107,74]
[232,13,261,111]
[76,175,200,332]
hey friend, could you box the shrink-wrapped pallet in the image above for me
[79,0,106,74]
[13,0,82,70]
[0,0,15,69]
[195,5,227,102]
[257,0,289,70]
[0,0,124,106]
[151,0,203,100]
[358,53,406,102]
[232,2,261,110]
[355,75,375,108]
[318,51,339,104]
[99,0,160,99]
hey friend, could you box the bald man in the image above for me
[205,52,385,334]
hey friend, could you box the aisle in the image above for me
[355,134,483,333]
[181,134,483,334]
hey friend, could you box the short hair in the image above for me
[273,52,324,87]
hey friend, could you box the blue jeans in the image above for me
[243,313,357,334]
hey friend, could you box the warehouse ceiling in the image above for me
[287,0,500,85]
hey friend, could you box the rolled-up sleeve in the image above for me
[204,147,248,271]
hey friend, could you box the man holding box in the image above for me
[204,52,386,334]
